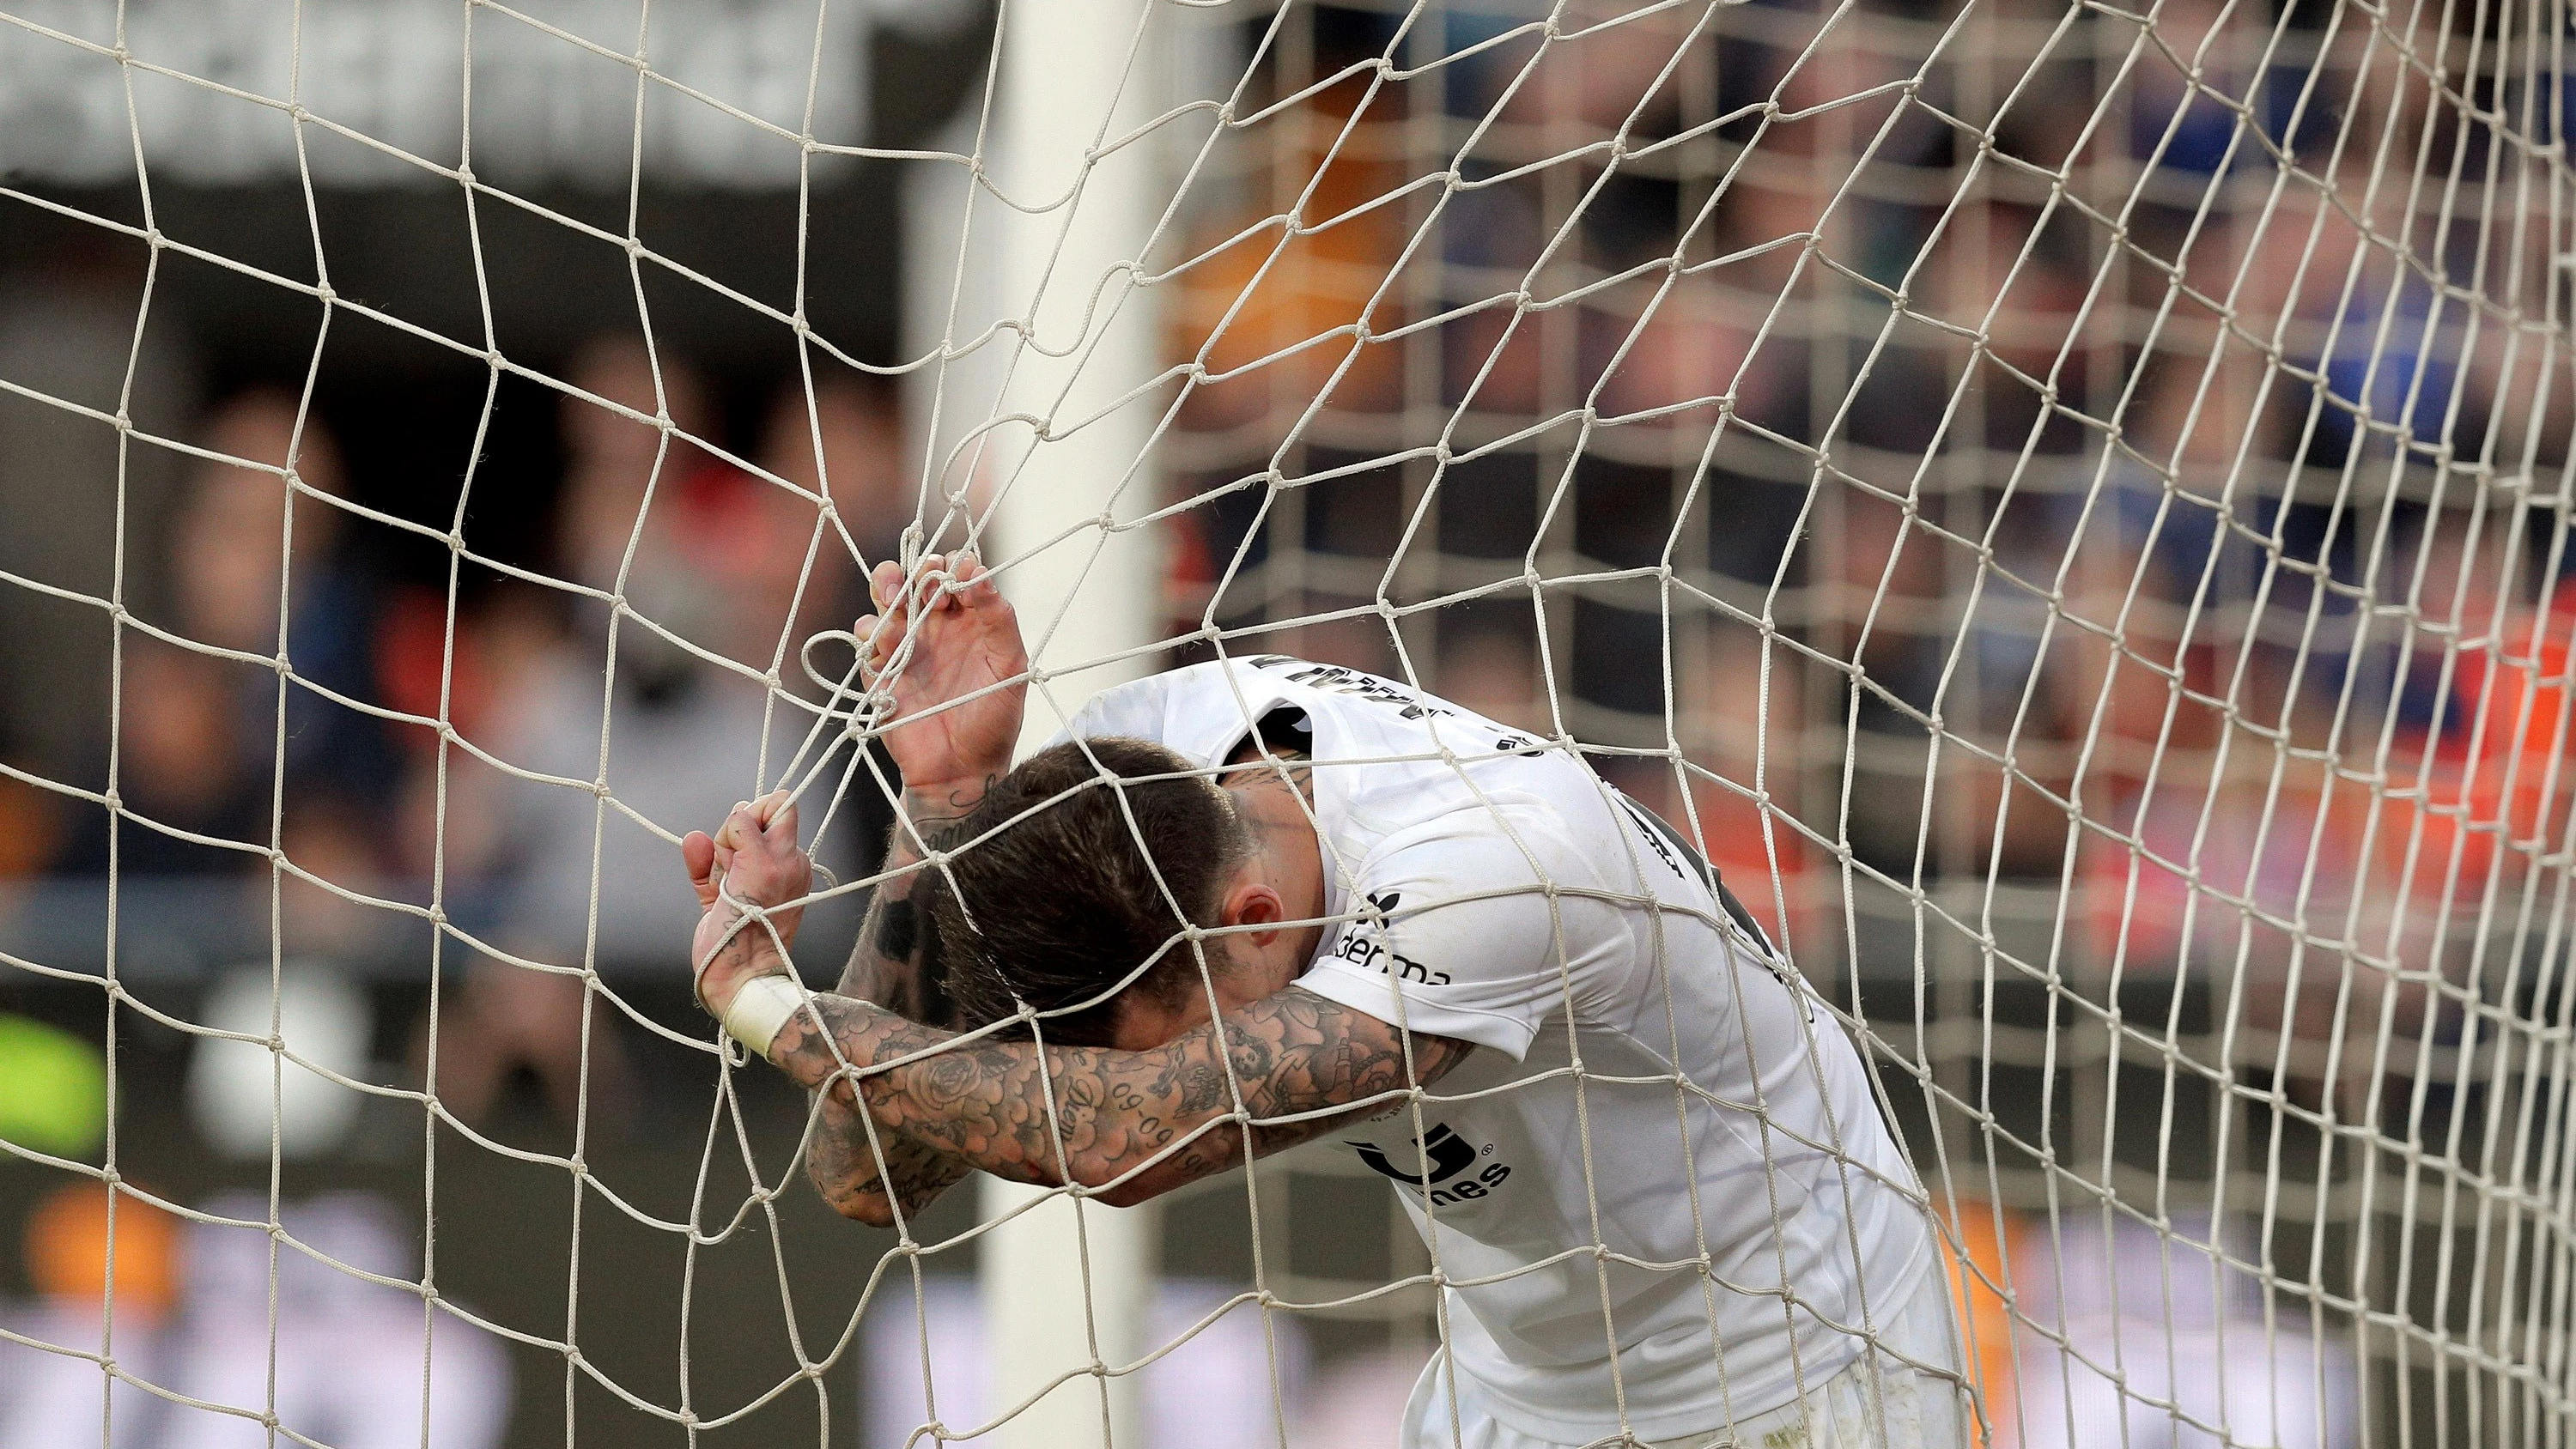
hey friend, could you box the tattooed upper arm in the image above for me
[838,892,934,1020]
[837,778,991,1021]
[1215,987,1474,1149]
[999,984,1476,1203]
[772,983,1473,1210]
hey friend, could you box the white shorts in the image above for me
[1400,1269,1972,1449]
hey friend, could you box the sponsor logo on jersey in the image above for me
[1327,890,1452,985]
[1346,1121,1514,1204]
[1245,655,1452,722]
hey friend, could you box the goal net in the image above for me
[0,0,2569,1446]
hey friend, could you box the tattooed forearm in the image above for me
[770,985,1471,1209]
[805,1087,971,1226]
[804,765,1467,1217]
[805,778,997,1226]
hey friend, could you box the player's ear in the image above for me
[1218,879,1285,942]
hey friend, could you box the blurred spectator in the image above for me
[2126,0,2264,185]
[422,334,714,1125]
[0,1182,186,1449]
[1170,22,1413,433]
[751,372,904,873]
[2363,508,2551,900]
[497,339,864,956]
[2070,351,2258,791]
[0,264,197,796]
[553,334,718,604]
[53,392,401,878]
[428,341,877,1125]
[52,641,265,876]
[273,795,404,961]
[0,775,49,878]
[0,1185,510,1449]
[1682,621,1816,947]
[166,389,397,810]
[375,585,565,906]
[2010,1210,2357,1449]
[760,372,914,579]
[2318,508,2576,1129]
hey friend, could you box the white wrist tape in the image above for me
[721,974,809,1058]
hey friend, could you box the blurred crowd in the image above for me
[1155,0,2576,1114]
[0,322,915,1121]
[1144,4,2572,1443]
[0,1181,511,1449]
[1,0,2572,1442]
[0,0,2561,1120]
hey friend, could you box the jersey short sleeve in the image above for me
[1294,820,1611,1061]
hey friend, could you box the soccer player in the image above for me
[683,555,1967,1448]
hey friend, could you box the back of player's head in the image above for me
[926,736,1249,1046]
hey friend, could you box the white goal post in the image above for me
[0,0,2569,1446]
[973,2,1169,1446]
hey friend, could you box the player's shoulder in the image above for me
[1076,655,1309,716]
[1072,655,1449,744]
[1059,656,1309,764]
[1358,778,1617,895]
[1227,654,1465,726]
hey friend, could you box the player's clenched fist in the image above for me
[681,789,810,1017]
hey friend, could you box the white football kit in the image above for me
[1054,657,1960,1446]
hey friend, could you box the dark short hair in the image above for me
[926,737,1251,1046]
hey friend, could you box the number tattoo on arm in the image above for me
[775,984,1473,1216]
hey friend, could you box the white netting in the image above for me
[0,0,2571,1446]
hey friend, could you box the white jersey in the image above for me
[1055,657,1934,1442]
